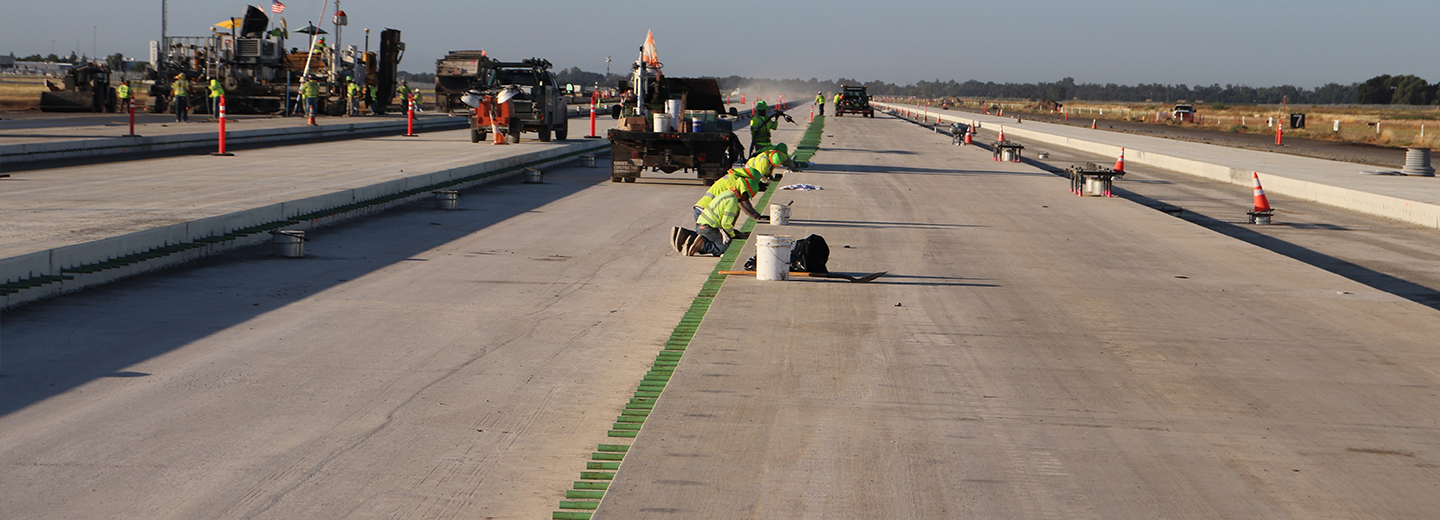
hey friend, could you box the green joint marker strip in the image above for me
[587,462,621,470]
[615,415,645,424]
[567,490,606,499]
[620,409,650,417]
[612,423,642,430]
[574,481,610,490]
[580,471,616,480]
[634,391,661,399]
[598,444,630,452]
[608,430,638,438]
[592,452,625,461]
[552,512,593,520]
[559,500,600,510]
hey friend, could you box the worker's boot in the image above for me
[685,236,708,257]
[671,227,683,252]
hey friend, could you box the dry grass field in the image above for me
[939,97,1440,149]
[0,75,150,112]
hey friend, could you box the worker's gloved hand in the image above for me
[732,231,750,240]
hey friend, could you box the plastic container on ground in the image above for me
[756,235,794,281]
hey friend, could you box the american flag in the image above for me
[270,0,285,13]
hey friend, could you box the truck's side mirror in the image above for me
[611,104,622,119]
[728,107,738,117]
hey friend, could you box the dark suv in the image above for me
[835,85,874,117]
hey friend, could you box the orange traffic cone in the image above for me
[1251,172,1271,212]
[998,125,1005,142]
[1114,147,1125,173]
[1091,119,1097,129]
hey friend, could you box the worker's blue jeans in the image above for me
[695,225,729,256]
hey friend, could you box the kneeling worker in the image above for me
[685,181,753,257]
[673,169,763,252]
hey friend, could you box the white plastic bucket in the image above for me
[666,99,684,128]
[769,203,791,225]
[653,113,674,132]
[755,235,794,281]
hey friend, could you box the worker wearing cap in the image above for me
[678,168,764,246]
[116,79,132,111]
[815,91,825,116]
[208,77,225,119]
[302,75,320,124]
[685,179,756,257]
[749,100,778,157]
[345,78,360,116]
[171,74,190,123]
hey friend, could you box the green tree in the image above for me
[1391,75,1435,105]
[1357,75,1394,104]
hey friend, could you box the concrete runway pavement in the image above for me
[596,112,1440,518]
[6,109,1440,518]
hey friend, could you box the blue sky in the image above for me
[3,0,1437,88]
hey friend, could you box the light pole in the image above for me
[606,56,611,79]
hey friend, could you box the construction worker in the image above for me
[171,74,190,123]
[684,179,755,256]
[345,78,360,116]
[815,91,825,116]
[749,100,779,157]
[674,171,762,252]
[367,83,378,115]
[746,143,791,181]
[302,75,320,124]
[116,79,132,112]
[396,79,411,107]
[208,77,225,119]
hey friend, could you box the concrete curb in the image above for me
[873,101,1440,231]
[1,117,471,166]
[1,139,609,310]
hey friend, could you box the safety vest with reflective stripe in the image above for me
[172,78,189,97]
[347,82,360,96]
[697,189,741,234]
[745,153,779,179]
[816,94,825,105]
[833,94,841,104]
[117,84,131,99]
[694,170,755,208]
[302,80,319,99]
[209,79,224,98]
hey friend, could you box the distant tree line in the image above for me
[389,64,1440,106]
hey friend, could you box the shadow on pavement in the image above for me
[1114,188,1440,312]
[0,164,605,417]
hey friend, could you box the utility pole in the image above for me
[606,56,611,79]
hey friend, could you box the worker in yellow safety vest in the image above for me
[685,180,756,256]
[674,171,762,253]
[815,91,825,116]
[302,76,320,123]
[745,143,790,181]
[117,79,132,110]
[171,74,190,123]
[345,78,361,116]
[208,78,225,118]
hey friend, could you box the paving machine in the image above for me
[147,5,403,115]
[39,62,118,112]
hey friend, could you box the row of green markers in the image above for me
[551,115,827,519]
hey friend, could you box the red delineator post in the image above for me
[127,98,136,136]
[211,96,234,156]
[405,91,417,137]
[587,90,599,138]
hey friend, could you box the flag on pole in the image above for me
[640,30,659,68]
[271,0,286,13]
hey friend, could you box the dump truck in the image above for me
[605,57,742,184]
[434,50,494,113]
[834,84,873,117]
[39,62,117,112]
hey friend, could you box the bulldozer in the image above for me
[39,62,118,112]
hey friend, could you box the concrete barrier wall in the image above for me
[2,139,608,309]
[873,101,1440,231]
